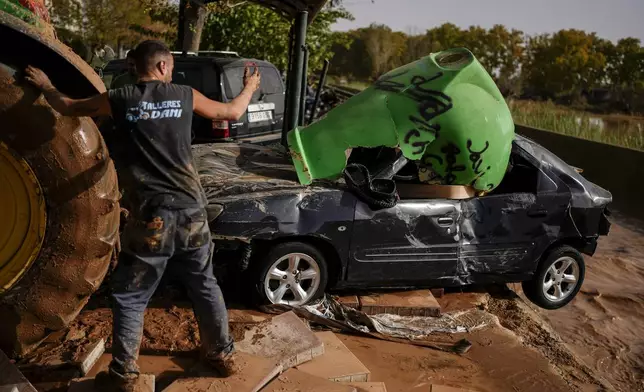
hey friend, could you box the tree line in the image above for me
[45,1,643,112]
[45,0,352,72]
[329,23,644,111]
[332,23,644,110]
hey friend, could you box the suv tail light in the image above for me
[212,120,230,138]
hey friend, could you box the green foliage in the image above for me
[523,29,608,98]
[606,38,644,88]
[47,0,178,57]
[200,3,353,72]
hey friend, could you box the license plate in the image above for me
[248,111,273,123]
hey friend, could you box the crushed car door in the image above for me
[347,199,461,285]
[459,147,569,280]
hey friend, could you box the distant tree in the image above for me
[200,4,353,72]
[606,37,644,89]
[178,0,355,53]
[402,33,431,64]
[48,0,176,59]
[425,23,465,52]
[523,29,608,98]
[176,0,211,52]
[360,23,407,78]
[329,30,371,80]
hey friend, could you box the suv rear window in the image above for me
[173,66,203,90]
[223,66,283,99]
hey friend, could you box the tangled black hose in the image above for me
[343,163,398,210]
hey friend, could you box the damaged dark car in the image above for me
[195,135,612,310]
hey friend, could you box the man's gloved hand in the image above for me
[243,66,261,92]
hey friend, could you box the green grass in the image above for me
[509,100,644,151]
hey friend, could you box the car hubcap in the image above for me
[542,256,579,302]
[264,252,321,306]
[0,142,47,293]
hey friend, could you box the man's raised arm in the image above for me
[25,66,112,118]
[193,66,261,120]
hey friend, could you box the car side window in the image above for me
[491,151,557,195]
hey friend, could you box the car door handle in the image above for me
[527,209,548,217]
[437,216,454,226]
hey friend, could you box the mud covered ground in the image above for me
[20,219,643,392]
[534,218,644,391]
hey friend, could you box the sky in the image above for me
[331,0,644,42]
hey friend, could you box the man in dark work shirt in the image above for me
[25,40,260,390]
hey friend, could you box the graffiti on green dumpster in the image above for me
[375,70,453,158]
[287,47,515,192]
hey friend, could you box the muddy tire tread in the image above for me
[0,63,119,357]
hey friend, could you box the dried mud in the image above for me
[533,221,644,391]
[19,220,644,392]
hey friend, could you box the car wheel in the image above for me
[522,245,585,310]
[253,242,328,306]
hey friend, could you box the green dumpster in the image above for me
[287,48,515,192]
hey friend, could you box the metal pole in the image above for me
[282,11,308,146]
[298,46,309,127]
[281,24,295,146]
[308,59,330,125]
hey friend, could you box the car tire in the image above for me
[252,242,328,306]
[522,245,585,310]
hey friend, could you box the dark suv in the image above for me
[101,53,285,143]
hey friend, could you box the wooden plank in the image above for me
[297,332,370,383]
[235,311,324,368]
[341,382,388,392]
[76,339,105,376]
[359,290,441,317]
[263,369,357,392]
[162,352,279,392]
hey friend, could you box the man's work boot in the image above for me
[94,370,139,392]
[204,350,240,377]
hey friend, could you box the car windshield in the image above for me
[223,65,282,98]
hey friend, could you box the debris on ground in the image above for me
[15,265,638,392]
[265,295,495,342]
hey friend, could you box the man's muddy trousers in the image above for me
[108,206,232,377]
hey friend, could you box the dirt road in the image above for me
[535,219,644,391]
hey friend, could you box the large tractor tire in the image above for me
[0,15,120,357]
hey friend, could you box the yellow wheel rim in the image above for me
[0,142,46,293]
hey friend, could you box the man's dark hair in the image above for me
[133,40,172,74]
[126,50,135,59]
